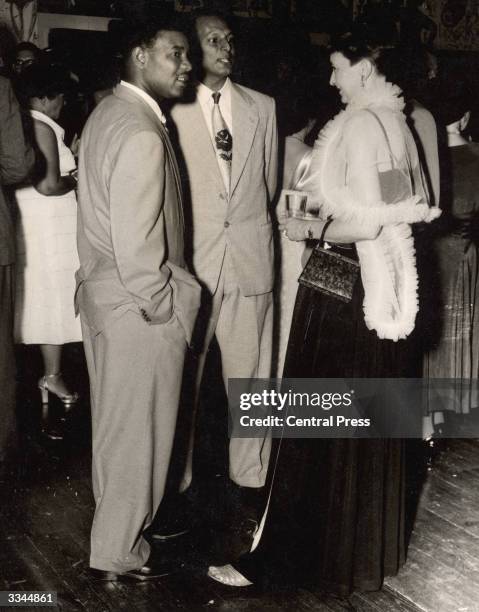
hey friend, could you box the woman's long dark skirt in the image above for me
[237,280,417,596]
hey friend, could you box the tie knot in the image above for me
[212,91,221,104]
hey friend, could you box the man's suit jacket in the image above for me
[0,76,34,266]
[76,84,200,342]
[170,81,278,296]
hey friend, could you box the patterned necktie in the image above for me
[212,91,232,193]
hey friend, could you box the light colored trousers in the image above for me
[181,248,273,491]
[81,310,187,573]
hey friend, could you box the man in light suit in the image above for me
[169,10,278,523]
[76,19,201,580]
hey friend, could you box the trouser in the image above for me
[81,310,186,572]
[181,249,273,491]
[0,265,16,461]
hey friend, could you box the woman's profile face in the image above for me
[329,51,363,104]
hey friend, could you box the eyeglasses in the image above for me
[13,58,35,68]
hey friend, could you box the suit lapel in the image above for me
[115,85,185,232]
[158,124,184,231]
[182,99,224,187]
[230,83,259,198]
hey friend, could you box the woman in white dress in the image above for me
[14,64,81,407]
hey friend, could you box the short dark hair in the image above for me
[14,63,71,104]
[189,6,233,28]
[15,41,41,60]
[330,23,396,75]
[113,16,187,77]
[187,8,235,79]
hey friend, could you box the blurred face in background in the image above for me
[13,49,37,74]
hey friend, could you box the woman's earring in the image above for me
[361,74,365,88]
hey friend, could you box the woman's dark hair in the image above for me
[330,23,397,75]
[14,41,42,60]
[14,63,71,105]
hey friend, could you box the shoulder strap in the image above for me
[363,108,396,169]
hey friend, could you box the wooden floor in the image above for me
[2,344,479,612]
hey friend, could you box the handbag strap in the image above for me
[363,109,410,316]
[319,216,333,247]
[363,108,396,170]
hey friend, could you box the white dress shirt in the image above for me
[120,80,167,126]
[197,78,233,142]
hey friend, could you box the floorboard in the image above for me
[4,345,479,611]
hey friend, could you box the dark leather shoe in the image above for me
[149,492,194,541]
[88,557,175,582]
[150,516,190,541]
[87,568,120,582]
[41,424,64,441]
[122,557,175,581]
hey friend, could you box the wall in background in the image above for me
[353,0,479,51]
[432,0,479,51]
[30,1,479,52]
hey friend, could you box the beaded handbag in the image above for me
[298,219,360,303]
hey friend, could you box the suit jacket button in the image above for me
[224,221,230,228]
[219,193,225,200]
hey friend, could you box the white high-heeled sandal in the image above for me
[38,373,79,407]
[207,564,253,587]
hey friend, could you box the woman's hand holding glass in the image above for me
[278,189,321,241]
[279,215,316,241]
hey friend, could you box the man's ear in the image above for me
[132,46,147,68]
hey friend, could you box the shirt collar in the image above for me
[120,80,167,125]
[197,77,232,106]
